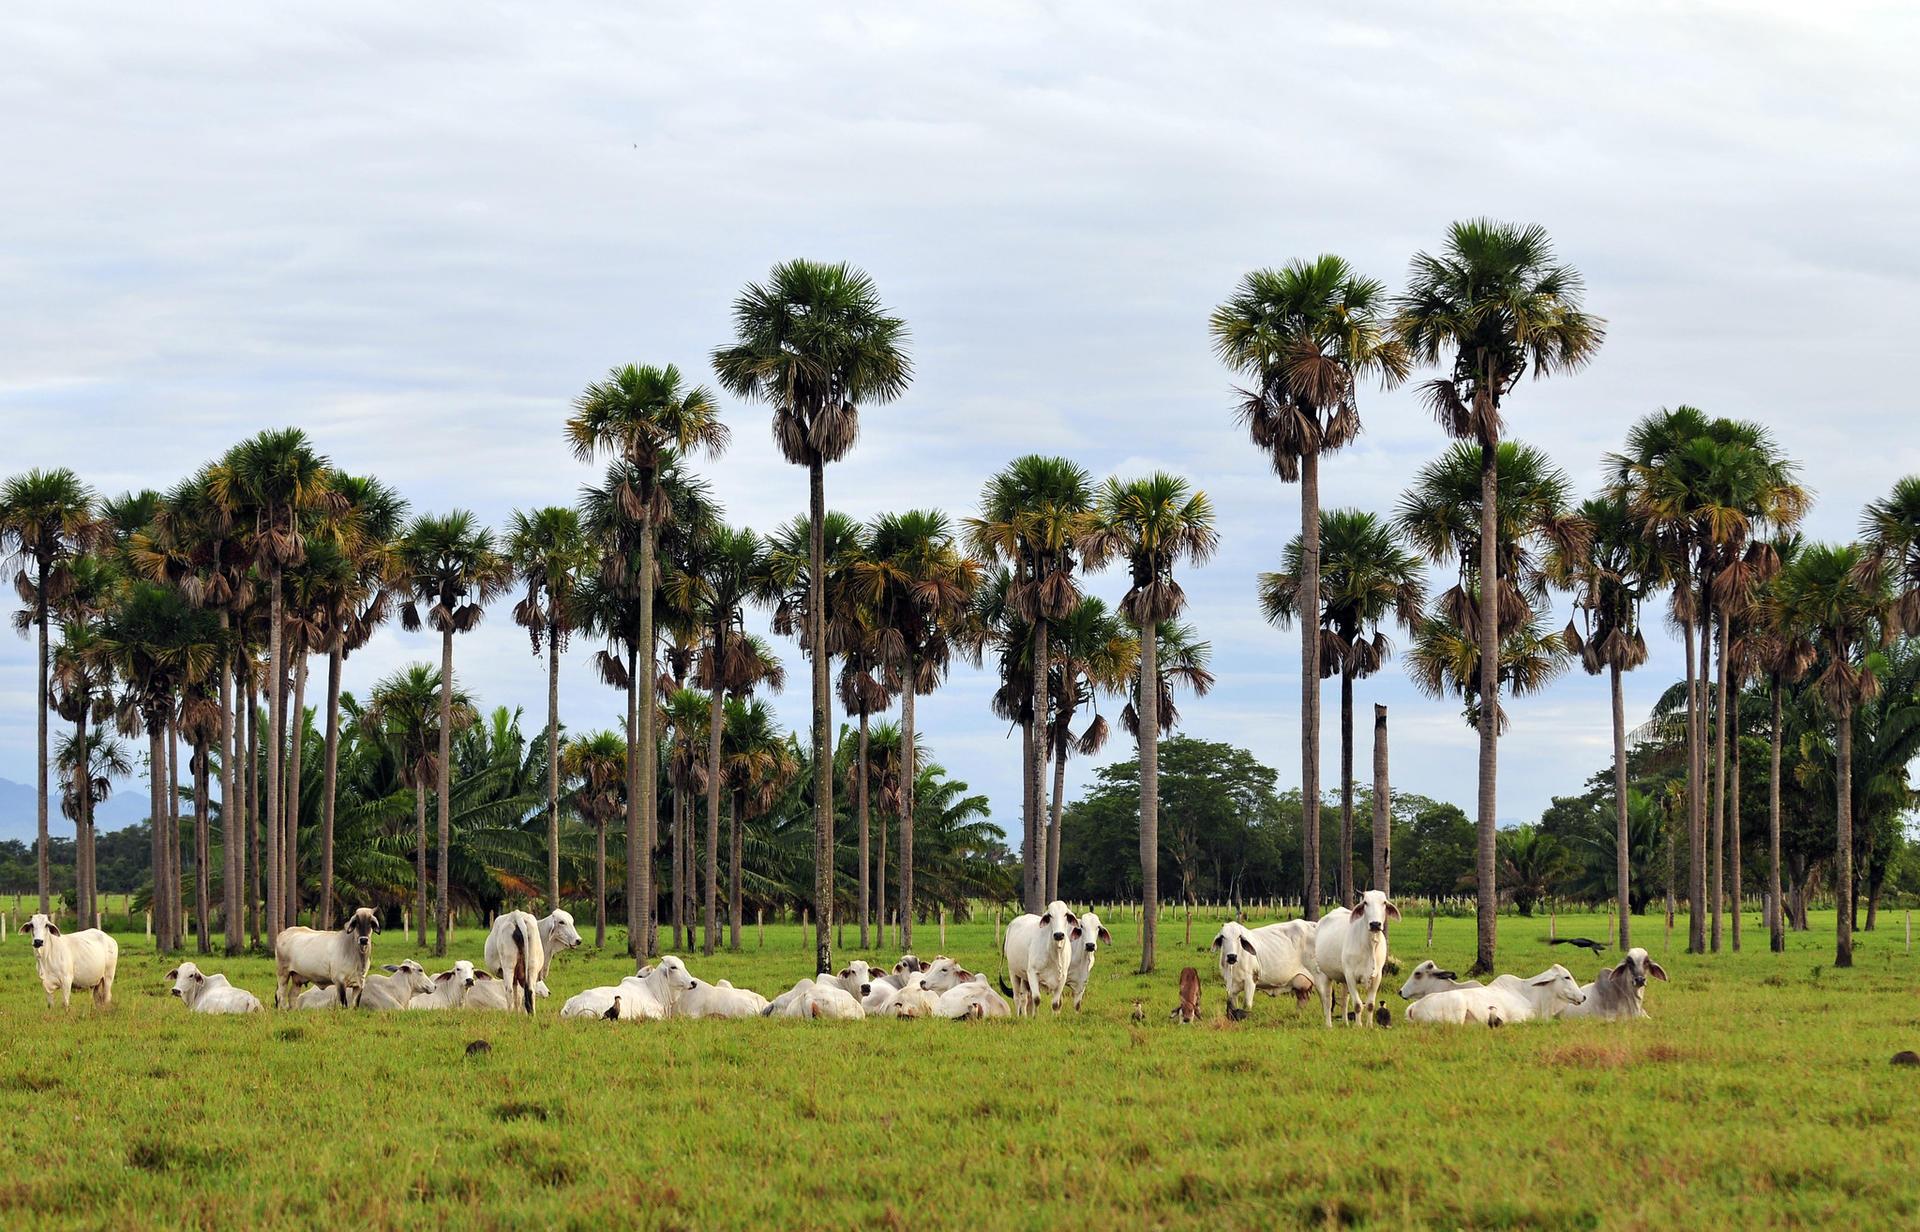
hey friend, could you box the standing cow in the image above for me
[23,913,118,1009]
[1002,900,1081,1015]
[273,907,380,1008]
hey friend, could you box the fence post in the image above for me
[1906,910,1911,955]
[939,906,947,952]
[1426,907,1434,949]
[144,910,152,938]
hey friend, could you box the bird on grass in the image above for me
[1548,937,1608,952]
[1130,1000,1147,1025]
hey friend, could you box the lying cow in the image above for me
[296,960,436,1011]
[408,960,494,1010]
[676,978,769,1019]
[561,957,696,1021]
[23,913,118,1009]
[1559,948,1668,1021]
[1212,918,1317,1018]
[166,962,263,1014]
[274,907,380,1008]
[1397,960,1481,1002]
[763,977,866,1019]
[934,976,1012,1020]
[1406,963,1586,1026]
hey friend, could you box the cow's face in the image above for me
[655,956,695,996]
[1040,901,1077,943]
[1397,960,1461,1001]
[918,956,967,993]
[1532,964,1585,1008]
[1615,947,1667,990]
[164,963,206,999]
[835,960,876,998]
[1212,923,1255,968]
[1078,912,1111,955]
[383,960,434,998]
[1348,890,1401,934]
[346,908,379,952]
[892,954,923,980]
[24,913,59,949]
[546,910,582,951]
[433,960,479,1003]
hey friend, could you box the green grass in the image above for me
[3,907,1917,1229]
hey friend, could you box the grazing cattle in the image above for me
[1313,890,1401,1027]
[409,961,494,1010]
[1406,964,1586,1026]
[675,978,769,1019]
[1064,912,1113,1011]
[23,914,117,1009]
[1559,948,1668,1021]
[1172,966,1202,1023]
[1002,900,1080,1015]
[1397,960,1480,1003]
[165,962,262,1014]
[273,907,380,1008]
[1211,919,1318,1018]
[561,957,697,1021]
[482,911,546,1015]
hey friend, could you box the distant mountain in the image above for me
[0,777,149,844]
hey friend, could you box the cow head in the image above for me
[892,954,924,980]
[652,956,696,1001]
[1397,959,1463,1001]
[1530,963,1586,1011]
[834,960,877,999]
[433,960,480,1005]
[917,956,969,993]
[1077,911,1112,955]
[24,913,59,950]
[165,963,207,1001]
[345,907,379,954]
[1348,889,1401,934]
[1211,921,1256,967]
[1613,947,1668,990]
[1039,900,1077,944]
[382,960,435,999]
[544,909,582,951]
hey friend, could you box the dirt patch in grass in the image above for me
[492,1100,556,1123]
[0,1072,61,1093]
[126,1138,232,1176]
[1546,1041,1689,1069]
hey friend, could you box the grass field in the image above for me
[3,906,1916,1230]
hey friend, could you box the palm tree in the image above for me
[1085,473,1218,973]
[55,727,131,924]
[47,550,119,925]
[1,467,103,913]
[1395,220,1604,973]
[851,510,979,947]
[1406,611,1572,737]
[1211,257,1407,919]
[1550,493,1661,947]
[567,363,727,959]
[561,730,627,947]
[722,696,798,951]
[1774,543,1891,968]
[837,617,892,947]
[1861,476,1920,632]
[1259,509,1425,905]
[216,429,338,937]
[507,505,590,914]
[394,511,509,954]
[1744,537,1815,953]
[1041,597,1135,901]
[361,665,476,945]
[967,456,1097,911]
[713,259,910,974]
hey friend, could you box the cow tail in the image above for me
[997,975,1015,998]
[512,923,532,1014]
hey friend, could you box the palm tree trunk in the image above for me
[1694,608,1712,953]
[414,779,428,947]
[35,592,50,914]
[1029,621,1049,915]
[222,628,242,955]
[807,457,834,975]
[728,788,743,952]
[1302,449,1324,922]
[194,737,211,953]
[1710,608,1728,952]
[901,651,917,950]
[1681,611,1704,953]
[1338,665,1355,907]
[264,570,284,944]
[1834,699,1853,967]
[167,718,182,949]
[246,672,260,948]
[1137,620,1160,974]
[1471,441,1499,975]
[320,643,343,928]
[435,627,454,955]
[706,674,723,955]
[1020,718,1036,911]
[877,775,888,949]
[1371,704,1389,894]
[286,649,308,926]
[1768,680,1785,954]
[632,516,656,960]
[593,814,607,948]
[857,710,870,949]
[149,721,166,951]
[1611,661,1631,949]
[73,710,90,925]
[545,622,561,913]
[1730,689,1743,953]
[670,773,684,952]
[1047,726,1068,905]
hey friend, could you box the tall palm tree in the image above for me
[361,665,476,945]
[55,727,131,925]
[1041,597,1135,901]
[1,467,102,913]
[837,616,892,947]
[852,510,979,947]
[1085,473,1218,973]
[567,363,727,959]
[47,551,119,925]
[1406,611,1573,736]
[561,729,627,947]
[1211,257,1407,918]
[216,429,338,937]
[713,259,910,974]
[1395,220,1604,973]
[1774,543,1891,968]
[394,511,509,954]
[1744,537,1815,954]
[967,456,1097,911]
[1260,509,1425,904]
[1550,493,1660,947]
[1860,476,1920,633]
[507,505,590,913]
[722,696,798,951]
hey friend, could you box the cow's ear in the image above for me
[1039,912,1051,924]
[1611,960,1630,980]
[46,920,60,936]
[475,970,496,980]
[1065,911,1078,924]
[838,969,852,980]
[1646,961,1669,982]
[435,971,453,983]
[1349,903,1365,921]
[1384,901,1402,922]
[1434,969,1456,981]
[1099,927,1113,944]
[1211,934,1224,948]
[191,972,205,984]
[382,964,400,973]
[165,968,179,981]
[1531,977,1555,987]
[1071,926,1083,939]
[1239,936,1257,955]
[370,917,381,933]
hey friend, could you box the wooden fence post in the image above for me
[993,906,1001,950]
[144,910,151,938]
[1426,907,1434,949]
[939,906,947,952]
[756,906,764,949]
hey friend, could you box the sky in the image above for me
[3,1,1917,838]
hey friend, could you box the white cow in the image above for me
[273,907,380,1008]
[166,962,263,1014]
[1212,918,1319,1018]
[934,977,1013,1020]
[23,913,118,1009]
[535,909,582,981]
[296,959,438,1011]
[1407,964,1586,1026]
[1002,900,1080,1015]
[676,978,769,1019]
[1397,960,1481,1002]
[464,977,551,1011]
[1313,890,1401,1027]
[482,910,546,1015]
[764,977,866,1019]
[409,960,493,1010]
[1559,948,1668,1021]
[874,978,942,1019]
[561,957,697,1021]
[1064,912,1113,1011]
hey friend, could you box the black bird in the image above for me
[1548,937,1607,952]
[464,1040,492,1058]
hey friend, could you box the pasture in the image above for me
[3,909,1916,1230]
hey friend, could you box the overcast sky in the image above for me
[4,2,1916,838]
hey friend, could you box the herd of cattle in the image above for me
[17,892,1667,1026]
